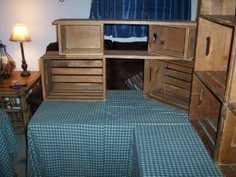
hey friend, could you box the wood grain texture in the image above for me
[144,60,193,111]
[198,0,235,16]
[55,19,196,60]
[41,55,105,100]
[195,71,226,102]
[216,106,236,164]
[191,119,236,177]
[189,75,221,120]
[53,19,197,27]
[195,18,233,72]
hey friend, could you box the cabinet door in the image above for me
[143,60,165,95]
[195,18,233,72]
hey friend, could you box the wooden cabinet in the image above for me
[190,15,236,164]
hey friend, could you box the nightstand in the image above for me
[0,71,41,133]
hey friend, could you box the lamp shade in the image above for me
[10,24,31,42]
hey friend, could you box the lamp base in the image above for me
[21,70,31,77]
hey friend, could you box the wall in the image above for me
[191,0,198,21]
[0,0,92,71]
[0,0,197,71]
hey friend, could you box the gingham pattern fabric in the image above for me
[27,91,222,177]
[0,109,19,177]
[134,125,223,177]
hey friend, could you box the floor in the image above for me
[14,119,236,177]
[14,134,26,177]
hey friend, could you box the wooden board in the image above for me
[149,90,189,111]
[195,71,226,102]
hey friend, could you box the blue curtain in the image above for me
[90,0,191,38]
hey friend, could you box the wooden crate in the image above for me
[189,75,222,120]
[40,53,106,100]
[215,103,236,164]
[190,14,236,164]
[54,20,104,55]
[194,17,234,102]
[144,60,193,111]
[148,25,196,60]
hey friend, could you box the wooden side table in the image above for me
[0,71,41,133]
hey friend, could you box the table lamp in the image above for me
[10,24,31,77]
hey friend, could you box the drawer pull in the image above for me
[149,68,152,82]
[205,36,211,56]
[198,89,204,105]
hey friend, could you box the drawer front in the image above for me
[195,18,233,72]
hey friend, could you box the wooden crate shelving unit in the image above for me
[40,19,196,107]
[190,14,236,164]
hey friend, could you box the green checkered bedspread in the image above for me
[0,109,19,177]
[27,91,222,177]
